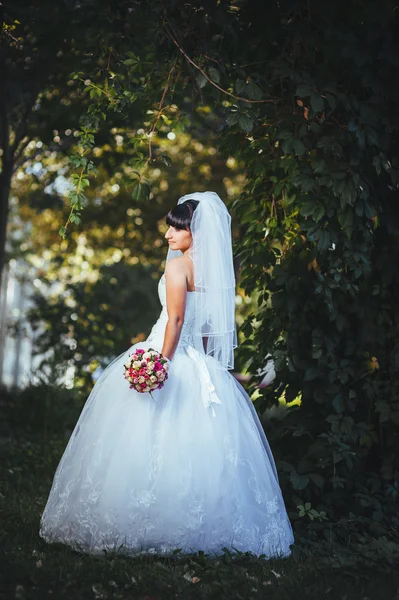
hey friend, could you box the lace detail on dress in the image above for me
[40,425,294,558]
[145,274,196,349]
[179,316,196,346]
[39,273,294,558]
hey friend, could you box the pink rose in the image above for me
[140,382,146,388]
[137,349,144,354]
[139,368,147,376]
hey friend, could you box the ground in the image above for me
[1,430,398,600]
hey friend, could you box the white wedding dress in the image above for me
[39,273,294,557]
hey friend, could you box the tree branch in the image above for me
[146,61,177,164]
[162,19,279,105]
[13,137,32,171]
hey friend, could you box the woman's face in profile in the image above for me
[164,225,192,252]
[165,225,193,252]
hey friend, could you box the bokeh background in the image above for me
[1,0,399,597]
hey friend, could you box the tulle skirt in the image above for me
[39,341,294,558]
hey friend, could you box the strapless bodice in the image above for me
[145,274,197,349]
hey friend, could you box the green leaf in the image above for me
[277,131,293,140]
[300,177,315,192]
[159,154,172,168]
[313,204,325,222]
[332,393,345,414]
[284,193,296,206]
[341,181,357,206]
[235,79,246,94]
[208,67,220,83]
[301,201,316,217]
[293,139,306,156]
[338,209,354,237]
[132,182,150,202]
[281,138,294,154]
[276,460,295,473]
[245,82,263,100]
[317,137,333,153]
[238,114,254,133]
[196,73,207,89]
[290,472,310,490]
[311,94,324,113]
[304,367,319,382]
[226,112,240,127]
[296,84,313,97]
[298,505,306,517]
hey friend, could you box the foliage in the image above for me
[0,0,89,282]
[46,0,399,542]
[28,263,159,390]
[10,125,244,390]
[226,0,399,540]
[3,0,248,392]
[0,383,83,439]
[4,0,399,547]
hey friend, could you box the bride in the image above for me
[39,191,294,557]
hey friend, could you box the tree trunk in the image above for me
[0,261,9,383]
[0,167,12,294]
[0,15,12,302]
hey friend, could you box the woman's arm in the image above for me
[161,259,187,361]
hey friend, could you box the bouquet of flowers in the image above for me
[123,348,169,400]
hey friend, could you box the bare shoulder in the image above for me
[165,256,193,287]
[165,255,185,274]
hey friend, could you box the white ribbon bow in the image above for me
[186,346,222,416]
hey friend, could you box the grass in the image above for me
[1,430,399,599]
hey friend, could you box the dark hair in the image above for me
[166,199,199,230]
